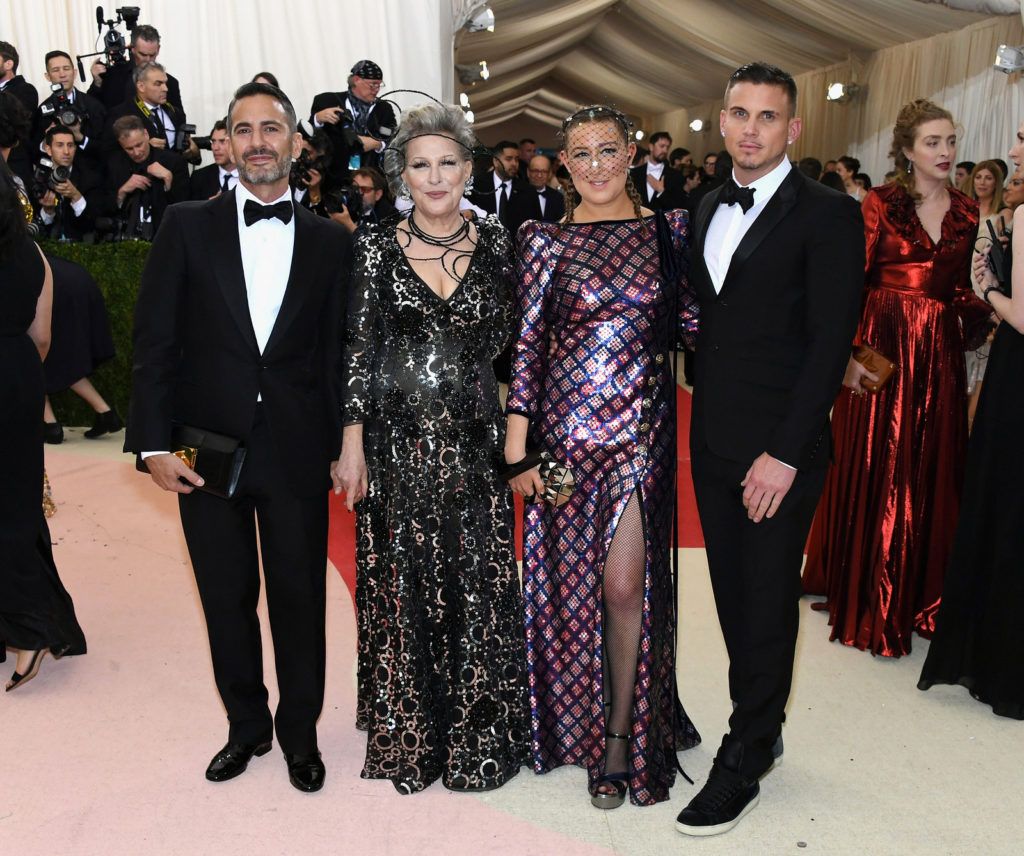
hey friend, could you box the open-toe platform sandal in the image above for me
[5,649,48,692]
[591,731,629,810]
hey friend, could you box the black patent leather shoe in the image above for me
[43,422,64,444]
[205,741,272,782]
[285,751,325,792]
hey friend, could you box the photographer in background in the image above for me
[32,51,107,169]
[189,120,237,200]
[36,126,111,242]
[106,115,187,239]
[88,24,184,114]
[309,59,396,186]
[0,42,38,196]
[105,63,198,162]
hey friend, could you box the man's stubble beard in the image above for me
[239,152,291,185]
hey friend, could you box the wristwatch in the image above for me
[983,285,1004,305]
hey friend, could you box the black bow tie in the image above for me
[721,178,756,213]
[243,199,293,227]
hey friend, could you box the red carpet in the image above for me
[328,385,703,606]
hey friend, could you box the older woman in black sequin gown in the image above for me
[335,103,528,793]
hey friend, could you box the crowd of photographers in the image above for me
[0,24,398,244]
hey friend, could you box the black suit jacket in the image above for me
[3,76,39,192]
[189,163,231,201]
[1,75,38,112]
[308,92,397,184]
[40,160,113,240]
[689,167,864,470]
[31,88,108,165]
[103,98,188,155]
[468,172,526,228]
[88,62,184,114]
[106,147,189,234]
[507,186,565,237]
[630,163,686,210]
[125,191,352,496]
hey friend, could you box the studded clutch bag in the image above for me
[497,450,576,507]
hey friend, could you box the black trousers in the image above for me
[691,443,825,779]
[178,407,327,755]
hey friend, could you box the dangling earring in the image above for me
[399,181,411,200]
[463,174,475,197]
[907,160,914,174]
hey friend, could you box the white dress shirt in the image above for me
[704,157,792,294]
[218,166,239,192]
[645,160,666,198]
[144,100,177,148]
[235,182,295,355]
[536,187,547,217]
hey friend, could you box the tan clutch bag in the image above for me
[853,344,896,393]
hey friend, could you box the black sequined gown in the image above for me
[343,215,529,793]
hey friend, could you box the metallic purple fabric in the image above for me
[507,212,700,806]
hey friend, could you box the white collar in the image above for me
[732,156,791,198]
[493,171,510,191]
[219,165,238,177]
[235,181,292,217]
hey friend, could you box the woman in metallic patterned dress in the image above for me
[505,106,701,809]
[335,103,528,793]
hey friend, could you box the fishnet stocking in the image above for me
[600,491,646,785]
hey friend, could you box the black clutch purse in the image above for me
[136,424,247,499]
[497,450,576,507]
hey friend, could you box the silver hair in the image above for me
[381,103,476,197]
[132,61,165,86]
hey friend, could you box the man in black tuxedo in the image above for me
[629,131,686,210]
[309,59,396,186]
[104,62,196,160]
[516,137,537,181]
[0,41,38,195]
[189,120,238,200]
[675,63,863,837]
[31,51,108,169]
[36,127,111,241]
[507,153,564,236]
[87,24,185,115]
[125,82,351,792]
[468,139,523,230]
[107,115,188,239]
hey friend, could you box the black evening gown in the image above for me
[918,320,1024,719]
[43,255,115,394]
[344,215,529,792]
[0,235,86,662]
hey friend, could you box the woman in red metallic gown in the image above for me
[803,100,992,657]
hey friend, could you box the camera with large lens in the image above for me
[323,184,363,221]
[336,109,360,150]
[190,135,212,151]
[39,83,87,129]
[290,149,317,186]
[174,123,196,153]
[32,158,72,198]
[77,6,141,78]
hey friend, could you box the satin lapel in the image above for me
[208,190,260,354]
[721,168,802,294]
[692,185,724,299]
[263,202,315,356]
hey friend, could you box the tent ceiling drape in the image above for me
[457,0,1006,131]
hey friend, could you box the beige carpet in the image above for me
[2,430,1021,856]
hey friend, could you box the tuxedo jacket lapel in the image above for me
[721,168,802,294]
[264,202,315,355]
[693,185,724,299]
[208,190,260,354]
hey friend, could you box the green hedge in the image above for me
[40,240,150,428]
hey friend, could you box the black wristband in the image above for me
[983,285,1004,305]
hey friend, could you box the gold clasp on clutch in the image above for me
[173,446,198,469]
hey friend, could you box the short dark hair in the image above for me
[353,166,387,193]
[837,155,860,174]
[820,171,845,192]
[649,131,672,146]
[0,41,19,74]
[44,50,73,69]
[669,146,690,162]
[855,172,872,190]
[956,160,976,173]
[252,71,279,88]
[131,25,161,46]
[680,163,699,180]
[210,118,228,135]
[519,137,536,146]
[725,61,797,115]
[494,140,519,152]
[112,114,147,140]
[798,156,822,180]
[227,81,297,134]
[44,125,76,146]
[993,159,1009,181]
